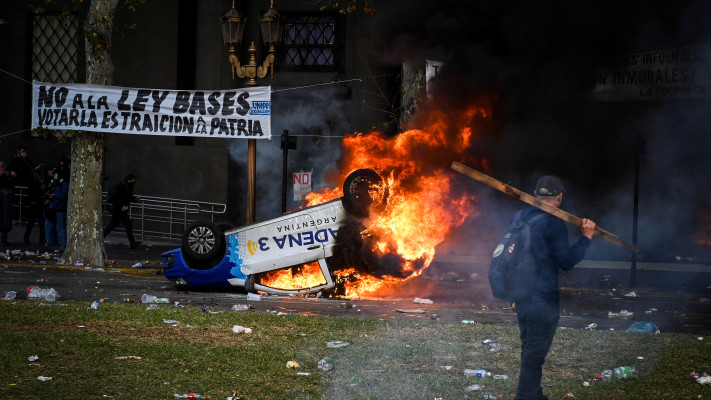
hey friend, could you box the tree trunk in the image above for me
[61,0,119,266]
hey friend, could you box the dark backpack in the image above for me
[105,182,120,211]
[488,210,546,302]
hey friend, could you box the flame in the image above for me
[259,262,326,290]
[333,268,402,298]
[268,101,489,298]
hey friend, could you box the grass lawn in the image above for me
[1,300,710,399]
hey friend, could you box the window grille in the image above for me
[32,13,80,83]
[279,13,342,72]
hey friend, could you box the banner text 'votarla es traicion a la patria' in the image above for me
[31,81,272,139]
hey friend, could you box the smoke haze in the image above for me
[234,0,711,263]
[364,0,711,262]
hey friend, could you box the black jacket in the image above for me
[109,182,138,212]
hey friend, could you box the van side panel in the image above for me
[227,199,346,275]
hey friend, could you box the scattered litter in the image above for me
[396,308,426,314]
[461,320,476,324]
[442,366,453,370]
[131,261,144,268]
[141,294,169,304]
[608,310,634,318]
[115,356,142,360]
[37,376,53,381]
[645,308,658,314]
[413,297,433,304]
[162,319,180,326]
[174,394,202,398]
[565,393,575,398]
[247,293,261,301]
[39,303,68,306]
[89,301,100,310]
[485,342,511,351]
[464,369,490,377]
[318,357,334,371]
[699,337,704,341]
[599,370,613,382]
[232,325,252,334]
[4,291,16,300]
[698,376,711,385]
[627,321,660,334]
[28,355,39,362]
[582,381,590,386]
[585,323,598,330]
[610,366,638,379]
[296,372,311,376]
[27,286,58,301]
[493,374,508,379]
[286,361,300,368]
[624,291,637,297]
[326,341,349,348]
[464,384,482,391]
[231,304,251,311]
[700,298,710,303]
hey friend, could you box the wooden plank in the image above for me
[451,161,641,254]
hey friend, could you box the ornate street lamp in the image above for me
[220,1,284,223]
[221,0,283,86]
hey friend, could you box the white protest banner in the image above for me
[293,171,312,201]
[31,81,272,139]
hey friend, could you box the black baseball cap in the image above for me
[534,175,564,197]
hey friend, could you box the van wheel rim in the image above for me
[188,226,215,254]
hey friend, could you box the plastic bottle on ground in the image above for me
[4,291,16,300]
[465,384,482,391]
[464,369,491,377]
[613,366,637,379]
[141,293,170,303]
[318,357,334,372]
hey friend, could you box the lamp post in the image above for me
[221,0,283,223]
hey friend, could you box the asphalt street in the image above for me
[1,233,710,335]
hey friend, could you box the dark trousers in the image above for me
[24,202,45,243]
[103,210,136,245]
[515,300,559,400]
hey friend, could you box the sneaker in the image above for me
[130,241,143,249]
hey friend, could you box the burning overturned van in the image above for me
[161,169,389,296]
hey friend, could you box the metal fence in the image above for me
[11,186,227,244]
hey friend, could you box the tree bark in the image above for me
[61,0,119,266]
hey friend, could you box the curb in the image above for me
[0,261,162,275]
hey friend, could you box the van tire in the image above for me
[181,221,226,270]
[342,169,388,218]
